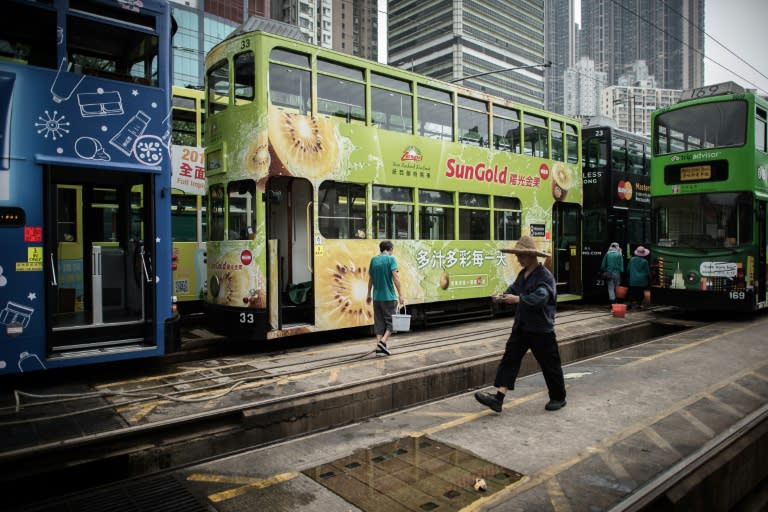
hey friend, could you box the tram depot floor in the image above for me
[2,304,768,511]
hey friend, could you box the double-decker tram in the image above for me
[0,0,175,375]
[170,86,207,315]
[582,123,651,299]
[650,82,768,311]
[203,30,582,340]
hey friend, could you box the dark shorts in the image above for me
[373,300,397,335]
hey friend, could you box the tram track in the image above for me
[0,306,682,507]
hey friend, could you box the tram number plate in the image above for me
[680,165,711,181]
[239,312,255,323]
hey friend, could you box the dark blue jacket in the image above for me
[504,263,557,334]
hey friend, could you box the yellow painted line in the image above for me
[599,450,632,482]
[187,471,299,503]
[547,478,573,512]
[643,426,682,458]
[125,403,158,424]
[678,409,716,438]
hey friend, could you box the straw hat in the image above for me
[634,245,650,257]
[500,235,549,257]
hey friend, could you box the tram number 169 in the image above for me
[729,291,746,300]
[239,312,255,323]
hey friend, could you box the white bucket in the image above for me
[392,305,411,333]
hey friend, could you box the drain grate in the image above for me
[303,436,523,511]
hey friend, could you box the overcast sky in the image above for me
[704,0,768,95]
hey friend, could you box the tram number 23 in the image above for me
[239,312,255,323]
[728,291,746,300]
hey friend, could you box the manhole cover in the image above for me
[303,436,523,511]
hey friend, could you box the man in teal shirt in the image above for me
[367,240,404,355]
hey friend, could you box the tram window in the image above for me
[523,114,549,158]
[756,108,767,152]
[234,51,254,104]
[458,96,488,147]
[566,124,579,164]
[459,193,489,240]
[67,12,158,86]
[371,87,413,133]
[317,75,365,123]
[552,121,564,162]
[172,194,198,242]
[418,85,452,141]
[493,196,521,241]
[207,60,229,114]
[318,181,366,239]
[419,189,454,240]
[227,181,256,240]
[1,3,57,69]
[209,185,225,241]
[612,137,627,172]
[271,48,311,68]
[628,140,645,175]
[57,187,77,243]
[373,185,413,239]
[493,106,520,152]
[269,62,310,114]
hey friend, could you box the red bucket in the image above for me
[611,303,627,318]
[615,286,628,299]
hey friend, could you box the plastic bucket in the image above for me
[611,303,627,318]
[615,286,628,299]
[392,305,411,332]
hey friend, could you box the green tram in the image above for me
[203,30,583,340]
[650,82,768,311]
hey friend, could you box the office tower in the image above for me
[545,0,576,114]
[388,0,547,108]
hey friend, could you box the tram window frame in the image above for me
[67,11,158,86]
[458,192,490,240]
[551,121,564,162]
[171,193,199,242]
[208,185,225,241]
[318,181,367,239]
[566,124,579,163]
[372,185,414,240]
[418,189,455,240]
[493,105,521,152]
[417,85,453,141]
[371,72,413,134]
[268,47,312,115]
[757,108,767,152]
[493,196,521,241]
[612,137,627,172]
[0,2,57,69]
[628,140,646,175]
[316,59,365,124]
[207,59,230,115]
[227,181,256,241]
[57,187,78,243]
[458,96,488,147]
[523,113,549,158]
[234,50,254,104]
[171,106,198,146]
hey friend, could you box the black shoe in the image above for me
[375,343,390,356]
[474,391,502,412]
[545,399,567,411]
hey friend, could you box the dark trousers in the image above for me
[629,286,645,306]
[494,329,566,401]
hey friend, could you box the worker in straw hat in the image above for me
[474,235,567,413]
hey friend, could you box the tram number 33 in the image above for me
[729,291,746,300]
[239,312,256,323]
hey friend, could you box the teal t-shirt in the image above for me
[369,253,398,301]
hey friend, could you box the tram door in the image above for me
[552,203,582,297]
[44,167,155,351]
[267,176,314,327]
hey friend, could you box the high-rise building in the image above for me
[544,0,576,114]
[388,0,548,108]
[601,85,680,136]
[170,0,269,87]
[564,57,607,118]
[579,0,704,90]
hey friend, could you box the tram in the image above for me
[202,30,583,340]
[170,86,207,315]
[650,81,768,311]
[0,0,175,375]
[582,123,651,299]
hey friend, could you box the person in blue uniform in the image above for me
[366,240,403,356]
[601,242,624,305]
[475,236,567,413]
